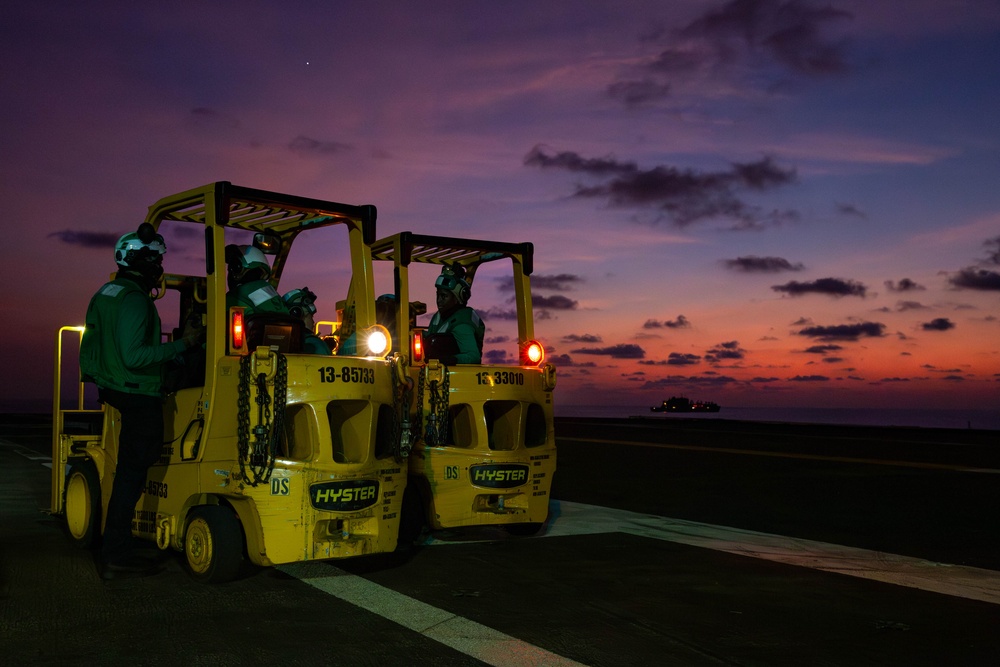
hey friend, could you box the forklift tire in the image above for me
[396,485,425,550]
[184,505,244,583]
[64,460,101,549]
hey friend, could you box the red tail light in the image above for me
[521,340,544,366]
[231,308,245,351]
[412,330,424,363]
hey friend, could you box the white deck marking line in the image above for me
[538,501,1000,606]
[1,440,52,462]
[279,561,587,667]
[561,436,1000,474]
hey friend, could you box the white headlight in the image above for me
[366,328,389,356]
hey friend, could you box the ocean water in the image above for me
[555,404,1000,431]
[6,398,998,431]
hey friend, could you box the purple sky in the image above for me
[3,0,1000,411]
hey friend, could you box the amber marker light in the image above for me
[231,308,245,351]
[412,330,425,363]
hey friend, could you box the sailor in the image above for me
[425,265,485,364]
[224,244,289,317]
[282,287,332,355]
[80,223,202,579]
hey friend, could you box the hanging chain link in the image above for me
[423,364,450,446]
[236,351,287,487]
[389,356,415,462]
[237,355,252,478]
[414,366,425,446]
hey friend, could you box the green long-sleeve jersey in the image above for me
[80,275,186,396]
[426,306,485,364]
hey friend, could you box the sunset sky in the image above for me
[3,0,999,412]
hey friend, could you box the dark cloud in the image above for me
[189,107,240,129]
[548,354,597,368]
[884,278,925,292]
[797,321,885,341]
[483,306,518,321]
[608,0,853,108]
[523,146,634,176]
[533,294,578,310]
[485,335,510,344]
[643,315,691,329]
[497,273,584,292]
[985,236,1000,265]
[639,352,702,366]
[921,317,955,332]
[289,135,353,156]
[571,344,646,359]
[946,237,1000,290]
[772,277,867,297]
[723,255,804,272]
[895,301,927,312]
[639,374,740,390]
[48,230,120,249]
[705,340,746,363]
[677,0,853,76]
[788,375,830,382]
[483,349,511,364]
[948,268,1000,291]
[666,352,701,365]
[802,344,842,354]
[562,333,602,343]
[835,203,867,219]
[524,146,797,229]
[607,79,671,107]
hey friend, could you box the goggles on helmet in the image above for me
[115,227,166,268]
[283,287,318,315]
[435,274,459,291]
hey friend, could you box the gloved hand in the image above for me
[180,315,205,349]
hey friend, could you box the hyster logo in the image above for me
[470,464,529,489]
[310,480,379,512]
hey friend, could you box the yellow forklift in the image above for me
[370,232,557,541]
[52,182,409,582]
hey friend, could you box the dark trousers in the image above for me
[98,388,164,564]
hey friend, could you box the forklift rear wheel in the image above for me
[184,506,243,583]
[64,460,101,548]
[396,484,426,550]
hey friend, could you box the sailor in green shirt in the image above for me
[224,244,289,317]
[80,223,202,579]
[425,265,485,364]
[282,287,332,355]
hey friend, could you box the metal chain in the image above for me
[424,365,450,446]
[237,354,252,483]
[414,366,425,446]
[268,355,288,481]
[236,351,287,487]
[390,357,414,462]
